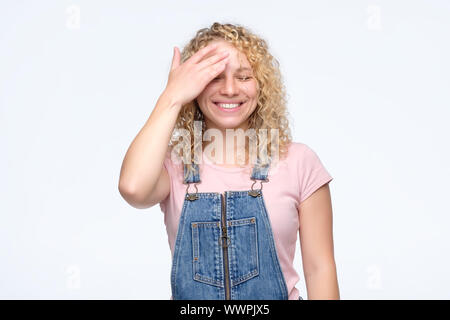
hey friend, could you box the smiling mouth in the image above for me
[213,101,246,110]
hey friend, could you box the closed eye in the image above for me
[212,76,252,81]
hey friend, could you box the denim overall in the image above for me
[170,157,289,300]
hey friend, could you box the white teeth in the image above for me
[216,103,242,109]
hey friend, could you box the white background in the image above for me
[1,0,449,299]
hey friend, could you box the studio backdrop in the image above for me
[1,0,449,299]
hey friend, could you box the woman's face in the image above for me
[195,40,259,132]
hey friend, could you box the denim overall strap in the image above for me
[183,163,200,184]
[248,157,271,197]
[250,156,271,181]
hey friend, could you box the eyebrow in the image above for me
[217,66,253,75]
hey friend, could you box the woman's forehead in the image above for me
[202,41,252,70]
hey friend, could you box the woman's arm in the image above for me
[118,91,180,209]
[298,183,340,299]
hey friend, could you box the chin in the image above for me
[211,119,249,130]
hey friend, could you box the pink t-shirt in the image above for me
[159,141,333,300]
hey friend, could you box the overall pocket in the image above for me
[191,217,259,287]
[191,220,222,286]
[227,216,259,286]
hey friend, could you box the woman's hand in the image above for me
[163,43,230,107]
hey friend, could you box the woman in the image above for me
[119,22,339,300]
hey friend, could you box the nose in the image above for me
[219,76,240,96]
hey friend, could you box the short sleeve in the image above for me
[298,144,333,205]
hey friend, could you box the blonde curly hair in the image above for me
[168,22,293,181]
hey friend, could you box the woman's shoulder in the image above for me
[287,141,331,175]
[269,141,309,173]
[285,141,314,159]
[283,141,328,170]
[287,141,308,152]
